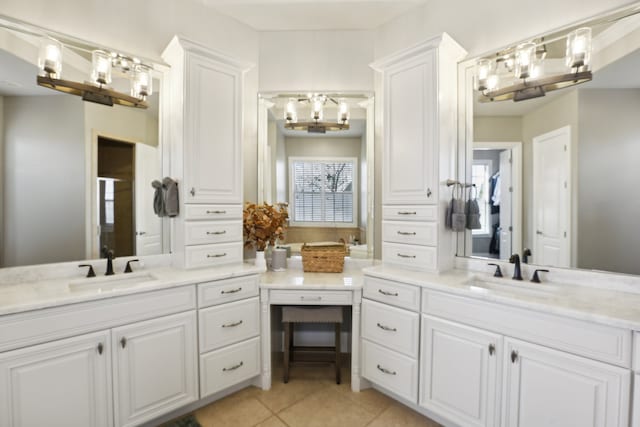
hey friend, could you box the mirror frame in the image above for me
[257,91,376,257]
[455,2,640,275]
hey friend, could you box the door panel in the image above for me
[135,143,162,255]
[499,150,512,258]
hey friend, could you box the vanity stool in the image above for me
[282,306,343,384]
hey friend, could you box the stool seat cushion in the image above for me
[282,306,343,323]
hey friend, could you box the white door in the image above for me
[420,315,502,427]
[0,331,112,427]
[499,150,512,258]
[383,50,437,205]
[532,126,571,267]
[112,311,198,427]
[135,143,162,255]
[502,337,630,427]
[184,54,242,204]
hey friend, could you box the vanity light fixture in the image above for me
[36,38,151,109]
[476,27,593,102]
[284,93,350,133]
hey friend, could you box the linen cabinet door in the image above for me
[502,337,630,427]
[111,311,198,427]
[420,315,501,427]
[0,331,112,427]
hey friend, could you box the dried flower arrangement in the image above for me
[243,202,289,251]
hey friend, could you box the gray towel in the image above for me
[163,177,179,217]
[151,180,165,217]
[466,197,481,230]
[451,198,466,232]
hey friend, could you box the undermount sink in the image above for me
[464,276,559,298]
[68,272,159,292]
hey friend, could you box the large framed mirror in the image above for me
[0,15,169,268]
[458,4,640,276]
[257,92,375,259]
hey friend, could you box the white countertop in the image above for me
[363,265,640,330]
[0,263,263,316]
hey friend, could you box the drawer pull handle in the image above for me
[120,337,127,349]
[97,343,104,355]
[511,350,518,363]
[489,343,495,356]
[206,210,227,214]
[397,211,417,215]
[397,253,416,259]
[377,364,397,375]
[221,287,242,294]
[222,320,243,328]
[207,253,227,258]
[301,296,322,301]
[223,361,244,372]
[378,289,398,297]
[206,230,227,235]
[376,323,397,332]
[397,231,417,236]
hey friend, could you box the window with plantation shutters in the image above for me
[289,157,358,227]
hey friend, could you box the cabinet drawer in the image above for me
[185,242,243,269]
[423,290,632,368]
[362,299,419,358]
[198,275,259,308]
[363,276,420,311]
[383,221,437,246]
[184,221,241,245]
[199,298,260,353]
[184,204,242,220]
[269,290,352,305]
[362,339,418,403]
[382,205,437,221]
[383,242,437,271]
[200,337,261,398]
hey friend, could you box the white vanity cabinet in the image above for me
[371,33,467,272]
[162,36,252,269]
[111,311,198,427]
[197,275,261,398]
[0,331,113,427]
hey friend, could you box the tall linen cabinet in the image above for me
[162,36,253,268]
[372,33,466,272]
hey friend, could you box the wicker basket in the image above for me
[301,242,346,273]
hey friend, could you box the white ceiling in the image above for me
[198,0,427,31]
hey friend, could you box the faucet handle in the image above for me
[522,248,532,264]
[487,263,503,277]
[530,269,550,283]
[124,259,139,273]
[78,264,96,278]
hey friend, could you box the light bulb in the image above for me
[311,97,323,121]
[475,58,492,91]
[91,50,112,86]
[38,37,62,78]
[131,64,153,99]
[337,101,349,123]
[515,42,536,79]
[285,98,297,123]
[566,27,592,70]
[486,74,499,92]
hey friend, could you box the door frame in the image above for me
[532,125,572,267]
[466,141,523,259]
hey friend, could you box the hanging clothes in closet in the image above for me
[489,171,501,214]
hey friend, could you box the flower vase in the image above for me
[255,250,267,270]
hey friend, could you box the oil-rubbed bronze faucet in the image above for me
[509,254,523,280]
[102,246,115,276]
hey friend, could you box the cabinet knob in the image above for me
[488,343,495,356]
[427,188,432,197]
[121,337,127,349]
[511,350,518,363]
[190,187,196,197]
[97,343,104,355]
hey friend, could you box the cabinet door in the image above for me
[502,337,631,427]
[383,50,437,205]
[0,331,112,427]
[112,311,198,427]
[184,53,242,204]
[420,315,501,427]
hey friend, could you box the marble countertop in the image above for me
[363,265,640,330]
[0,263,264,316]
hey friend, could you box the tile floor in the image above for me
[175,363,442,427]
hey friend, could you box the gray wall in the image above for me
[3,95,86,266]
[474,116,522,142]
[577,89,640,274]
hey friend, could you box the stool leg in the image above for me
[335,323,341,384]
[284,322,290,383]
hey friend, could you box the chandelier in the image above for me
[36,37,152,109]
[284,94,350,133]
[475,27,592,102]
